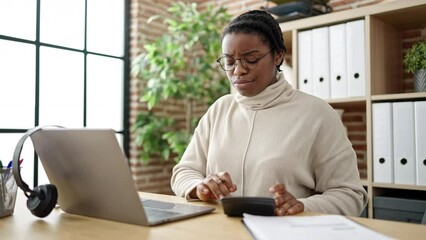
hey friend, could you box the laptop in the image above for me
[29,128,215,226]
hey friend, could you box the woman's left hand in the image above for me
[269,183,304,216]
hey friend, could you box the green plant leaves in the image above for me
[133,112,175,162]
[131,2,231,163]
[404,40,426,73]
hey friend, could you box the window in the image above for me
[0,0,129,187]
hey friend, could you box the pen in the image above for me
[3,159,23,181]
[4,161,12,182]
[5,159,23,168]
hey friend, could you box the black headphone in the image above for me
[12,125,64,218]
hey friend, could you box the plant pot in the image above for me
[414,69,426,92]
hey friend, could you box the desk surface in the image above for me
[2,191,426,240]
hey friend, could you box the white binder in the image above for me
[415,101,426,185]
[298,30,313,95]
[372,103,394,183]
[329,23,348,99]
[346,20,366,97]
[392,102,416,185]
[312,27,330,99]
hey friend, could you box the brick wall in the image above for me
[129,0,209,195]
[129,0,419,194]
[129,0,176,195]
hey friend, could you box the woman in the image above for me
[171,10,368,216]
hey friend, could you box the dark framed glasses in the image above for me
[216,50,272,71]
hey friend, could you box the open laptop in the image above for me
[29,128,214,226]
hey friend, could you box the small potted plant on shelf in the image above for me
[403,40,426,92]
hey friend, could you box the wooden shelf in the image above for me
[327,96,366,104]
[371,92,426,102]
[284,0,426,220]
[327,97,366,110]
[372,183,426,192]
[279,0,426,32]
[361,179,369,187]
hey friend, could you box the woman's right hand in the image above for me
[190,172,237,201]
[269,183,304,215]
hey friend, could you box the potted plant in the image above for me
[131,2,231,162]
[403,40,426,92]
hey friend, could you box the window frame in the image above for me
[0,0,130,187]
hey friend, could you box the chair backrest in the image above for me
[422,210,426,224]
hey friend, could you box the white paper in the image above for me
[242,214,394,240]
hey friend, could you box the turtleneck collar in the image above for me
[234,72,296,110]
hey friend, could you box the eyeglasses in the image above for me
[216,50,272,71]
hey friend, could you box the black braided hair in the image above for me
[222,10,286,71]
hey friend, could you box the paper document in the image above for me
[242,214,394,240]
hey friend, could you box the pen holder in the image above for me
[0,168,18,218]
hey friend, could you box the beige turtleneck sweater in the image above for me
[171,73,368,216]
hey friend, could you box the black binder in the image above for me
[264,0,332,23]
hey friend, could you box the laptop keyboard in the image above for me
[140,198,181,219]
[141,199,175,209]
[144,207,181,218]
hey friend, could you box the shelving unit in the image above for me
[279,0,426,219]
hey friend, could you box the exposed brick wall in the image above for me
[129,0,210,195]
[343,106,367,179]
[129,0,176,195]
[129,0,414,194]
[328,0,384,10]
[202,0,271,15]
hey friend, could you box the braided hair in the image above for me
[222,10,286,71]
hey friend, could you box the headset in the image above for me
[12,125,64,218]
